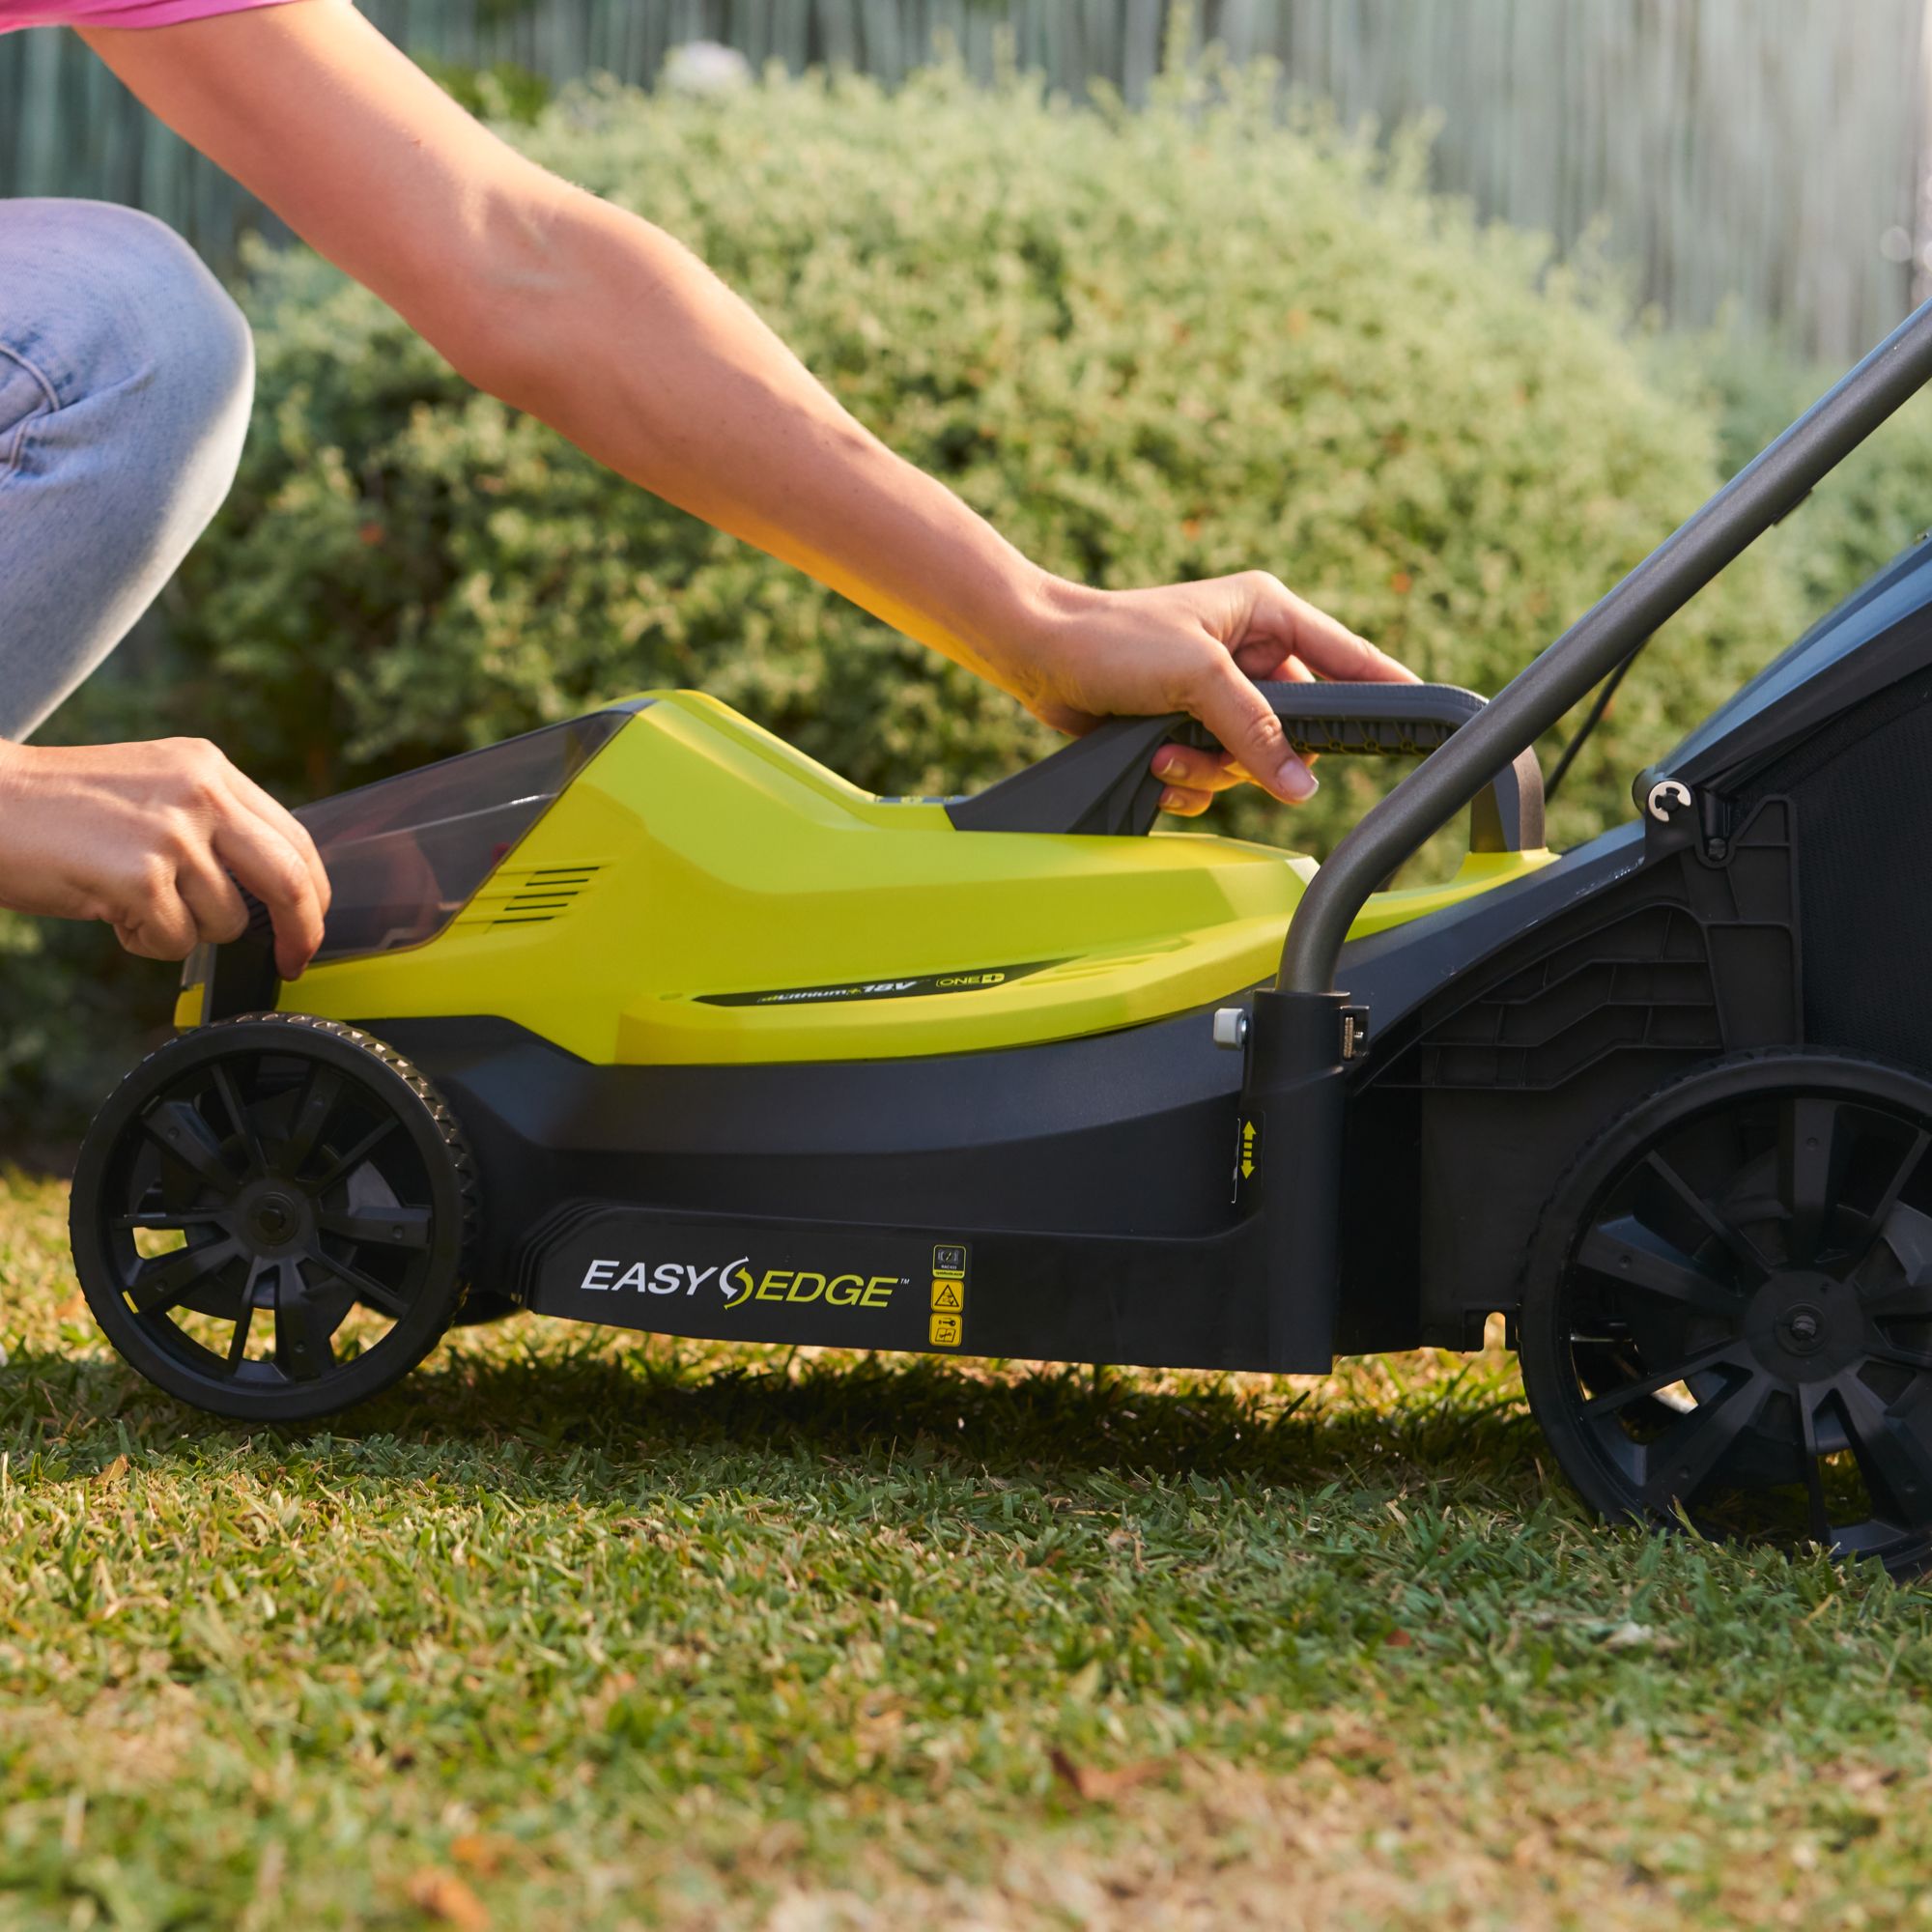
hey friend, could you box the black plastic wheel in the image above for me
[1521,1052,1932,1576]
[71,1013,474,1423]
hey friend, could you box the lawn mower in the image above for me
[69,298,1932,1574]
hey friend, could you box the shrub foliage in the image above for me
[9,58,1897,1144]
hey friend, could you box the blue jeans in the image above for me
[0,199,252,742]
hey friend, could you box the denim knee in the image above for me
[0,201,254,740]
[0,199,253,522]
[116,209,254,497]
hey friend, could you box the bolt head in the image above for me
[1776,1300,1830,1355]
[1211,1008,1250,1050]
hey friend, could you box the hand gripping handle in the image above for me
[946,681,1545,851]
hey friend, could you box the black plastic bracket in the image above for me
[202,892,281,1023]
[947,682,1545,851]
[1239,986,1350,1369]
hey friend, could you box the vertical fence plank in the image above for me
[1122,0,1160,102]
[772,0,810,71]
[816,0,859,69]
[862,0,905,86]
[18,31,64,196]
[960,0,995,84]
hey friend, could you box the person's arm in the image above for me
[83,0,1413,825]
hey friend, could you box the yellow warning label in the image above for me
[931,1279,963,1312]
[932,1244,968,1278]
[929,1311,962,1347]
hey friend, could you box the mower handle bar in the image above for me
[945,679,1541,847]
[1154,680,1544,853]
[1276,292,1932,996]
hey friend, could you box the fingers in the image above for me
[211,807,327,980]
[1153,744,1239,816]
[111,849,244,966]
[222,764,331,918]
[111,864,199,963]
[175,847,251,948]
[1237,572,1418,685]
[111,825,310,974]
[1151,744,1240,796]
[1185,658,1318,806]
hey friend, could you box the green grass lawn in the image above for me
[3,1166,1931,1930]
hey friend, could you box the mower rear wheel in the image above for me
[1520,1052,1932,1577]
[71,1013,474,1423]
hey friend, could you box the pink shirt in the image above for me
[0,0,297,29]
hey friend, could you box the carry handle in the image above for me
[947,681,1544,851]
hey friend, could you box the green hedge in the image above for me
[3,59,1899,1149]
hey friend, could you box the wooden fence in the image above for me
[3,0,1925,359]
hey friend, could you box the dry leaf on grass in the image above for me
[1048,1747,1168,1804]
[407,1867,490,1930]
[449,1834,513,1877]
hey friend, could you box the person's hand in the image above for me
[1003,572,1419,817]
[0,738,330,978]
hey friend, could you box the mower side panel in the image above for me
[241,693,1550,1065]
[1736,658,1932,1066]
[519,1207,1274,1372]
[370,1009,1333,1372]
[1346,800,1802,1348]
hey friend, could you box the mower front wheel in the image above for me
[71,1013,475,1423]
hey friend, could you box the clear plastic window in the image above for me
[297,710,632,962]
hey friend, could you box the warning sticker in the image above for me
[932,1244,968,1277]
[931,1278,963,1312]
[929,1311,962,1347]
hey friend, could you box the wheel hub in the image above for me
[1744,1268,1867,1381]
[234,1180,314,1256]
[1780,1304,1825,1351]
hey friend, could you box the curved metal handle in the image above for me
[947,681,1544,851]
[1276,293,1932,995]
